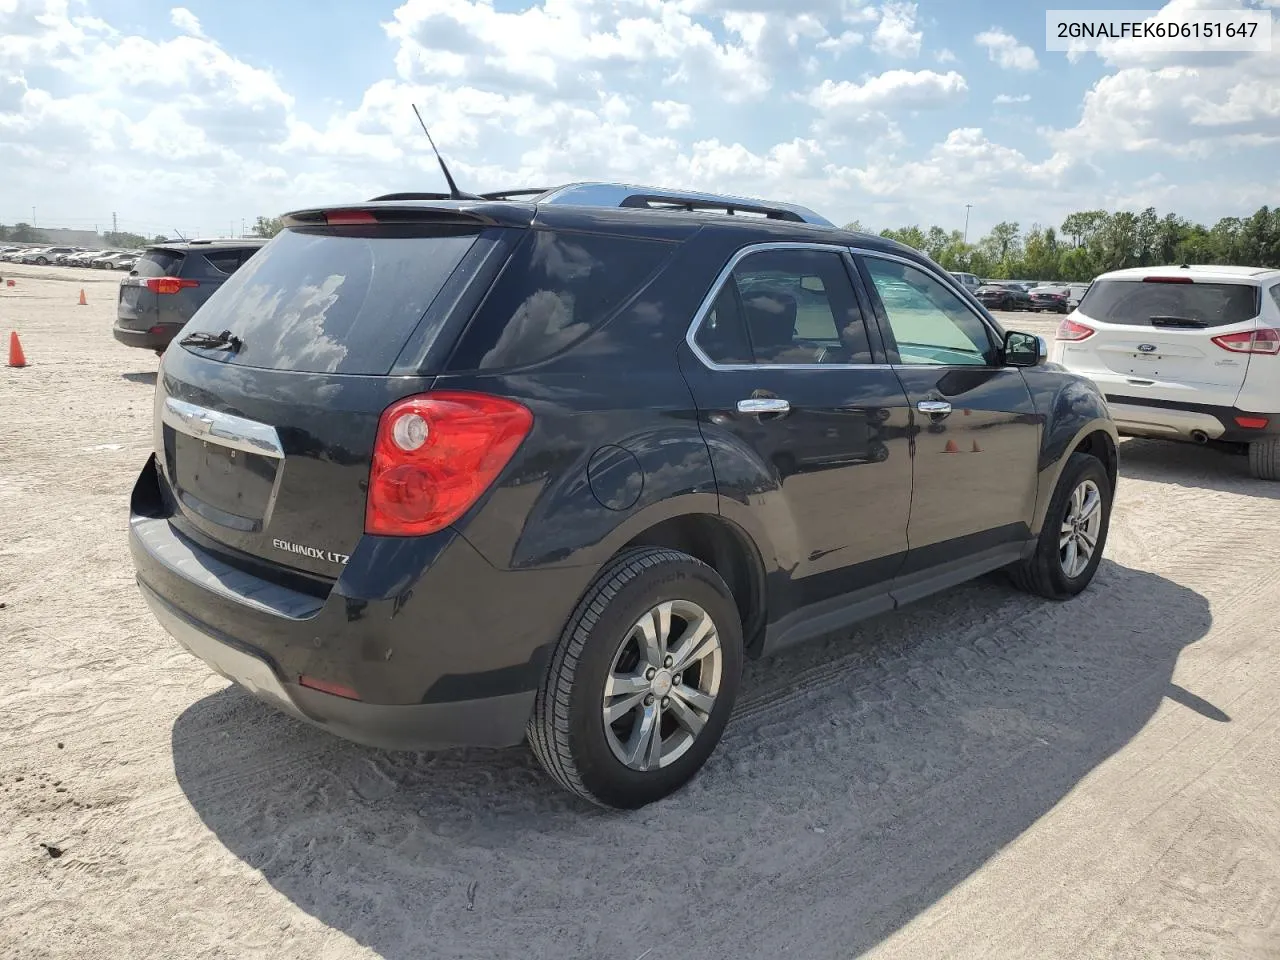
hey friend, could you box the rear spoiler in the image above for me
[281,202,535,230]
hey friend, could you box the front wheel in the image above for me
[1249,437,1280,481]
[36,257,48,265]
[528,547,744,808]
[1008,452,1112,599]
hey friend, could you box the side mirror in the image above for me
[1004,330,1045,367]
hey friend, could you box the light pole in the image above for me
[963,204,973,245]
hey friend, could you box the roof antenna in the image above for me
[411,104,481,200]
[171,227,188,242]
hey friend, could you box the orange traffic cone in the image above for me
[8,331,27,368]
[943,439,960,453]
[78,289,87,306]
[971,440,982,453]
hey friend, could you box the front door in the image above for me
[853,251,1041,592]
[680,244,913,619]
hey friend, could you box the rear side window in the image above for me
[1080,280,1260,328]
[134,249,185,278]
[695,247,872,366]
[202,250,246,275]
[181,226,480,375]
[446,230,673,371]
[1270,283,1280,311]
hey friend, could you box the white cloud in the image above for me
[975,28,1039,71]
[169,8,205,38]
[993,93,1030,104]
[808,69,968,115]
[935,48,957,64]
[871,2,922,58]
[652,99,693,130]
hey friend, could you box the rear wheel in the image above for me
[528,547,743,808]
[1249,437,1280,481]
[1009,452,1111,599]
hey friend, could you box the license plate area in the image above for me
[161,397,285,533]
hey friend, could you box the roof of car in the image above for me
[281,196,921,262]
[1096,264,1280,283]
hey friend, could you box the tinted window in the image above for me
[694,284,753,364]
[133,250,185,277]
[695,248,871,366]
[183,226,479,374]
[1268,283,1280,311]
[448,230,672,371]
[202,250,245,275]
[863,256,993,366]
[1079,280,1260,328]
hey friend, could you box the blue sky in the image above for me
[1,0,1277,241]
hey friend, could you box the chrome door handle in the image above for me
[917,400,952,415]
[737,398,791,415]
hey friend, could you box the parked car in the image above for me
[1051,264,1280,480]
[114,239,267,354]
[1065,283,1090,309]
[976,282,1034,311]
[65,250,103,267]
[94,251,135,270]
[949,271,981,292]
[0,246,24,261]
[22,246,78,265]
[128,182,1118,807]
[1029,285,1072,313]
[53,248,88,265]
[90,251,123,268]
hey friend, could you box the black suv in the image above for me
[114,239,267,355]
[128,183,1119,808]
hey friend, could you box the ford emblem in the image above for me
[1137,343,1157,353]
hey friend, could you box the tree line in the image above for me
[844,206,1280,282]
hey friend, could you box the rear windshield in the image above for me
[182,226,479,374]
[134,249,186,277]
[1080,279,1260,328]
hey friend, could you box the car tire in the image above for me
[1248,437,1280,481]
[36,257,48,265]
[1002,297,1013,311]
[1008,452,1112,600]
[528,546,744,809]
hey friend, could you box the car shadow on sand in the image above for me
[172,562,1211,960]
[121,371,157,386]
[1119,437,1280,499]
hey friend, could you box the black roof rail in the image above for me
[480,188,552,200]
[367,191,455,202]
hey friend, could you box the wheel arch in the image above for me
[621,512,769,655]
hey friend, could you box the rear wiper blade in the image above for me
[180,329,243,352]
[1148,315,1208,328]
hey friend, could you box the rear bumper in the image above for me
[113,321,179,351]
[1104,394,1280,443]
[128,455,583,750]
[138,580,534,750]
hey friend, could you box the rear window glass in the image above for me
[202,250,245,275]
[134,250,185,277]
[1080,280,1260,328]
[181,226,479,374]
[446,230,673,371]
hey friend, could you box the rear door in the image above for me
[680,243,913,608]
[1058,276,1261,407]
[853,250,1040,591]
[152,220,514,578]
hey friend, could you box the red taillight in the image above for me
[365,391,534,537]
[1142,276,1194,284]
[146,277,199,295]
[1056,318,1095,341]
[298,675,361,700]
[1235,416,1270,429]
[325,210,377,225]
[1211,328,1280,355]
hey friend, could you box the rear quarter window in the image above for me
[201,250,246,275]
[1080,280,1261,328]
[446,230,674,371]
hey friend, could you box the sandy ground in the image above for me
[2,264,1279,960]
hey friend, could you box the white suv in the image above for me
[1051,264,1280,479]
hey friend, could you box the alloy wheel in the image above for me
[602,599,723,772]
[1059,479,1103,578]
